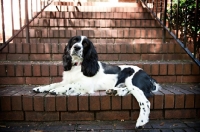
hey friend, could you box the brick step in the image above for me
[30,19,159,28]
[45,2,141,13]
[0,84,200,121]
[44,6,144,13]
[0,52,190,62]
[52,1,138,7]
[35,11,151,19]
[0,61,199,84]
[13,37,175,44]
[1,43,190,61]
[15,27,167,37]
[13,28,172,42]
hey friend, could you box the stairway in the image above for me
[0,1,199,122]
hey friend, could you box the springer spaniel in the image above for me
[33,36,161,128]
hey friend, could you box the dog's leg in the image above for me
[33,82,64,93]
[49,83,92,95]
[125,77,150,128]
[65,83,93,95]
[49,83,77,95]
[106,86,150,128]
[106,78,151,128]
[128,86,150,128]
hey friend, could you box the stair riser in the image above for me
[30,19,160,28]
[52,2,139,7]
[0,43,189,61]
[14,38,176,44]
[14,28,172,40]
[41,7,145,15]
[0,53,191,61]
[35,12,152,19]
[0,109,198,121]
[0,63,199,84]
[3,43,185,54]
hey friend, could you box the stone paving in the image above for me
[0,119,200,132]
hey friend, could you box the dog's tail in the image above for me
[150,78,162,93]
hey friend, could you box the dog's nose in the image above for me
[74,45,81,51]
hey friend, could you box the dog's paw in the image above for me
[49,89,58,95]
[33,86,46,93]
[135,101,150,129]
[33,85,51,93]
[106,88,129,96]
[66,87,81,95]
[135,116,149,129]
[49,88,66,95]
[106,89,117,96]
[135,119,148,129]
[32,87,40,93]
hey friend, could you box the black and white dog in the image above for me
[33,36,161,128]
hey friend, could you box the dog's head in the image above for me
[63,36,99,77]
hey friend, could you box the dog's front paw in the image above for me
[106,88,129,96]
[33,85,51,93]
[49,88,66,95]
[33,86,45,93]
[106,89,118,96]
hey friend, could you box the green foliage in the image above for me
[167,0,200,40]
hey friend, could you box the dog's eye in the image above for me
[83,42,88,48]
[82,40,88,48]
[72,39,77,44]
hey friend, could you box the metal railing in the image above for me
[141,0,200,66]
[0,0,53,51]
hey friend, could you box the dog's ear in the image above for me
[81,39,99,77]
[63,38,74,71]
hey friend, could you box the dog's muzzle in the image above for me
[71,45,82,58]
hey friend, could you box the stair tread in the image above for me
[0,83,199,93]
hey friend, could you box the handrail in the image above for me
[140,0,200,66]
[0,0,54,51]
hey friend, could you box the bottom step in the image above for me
[0,84,200,121]
[0,119,200,131]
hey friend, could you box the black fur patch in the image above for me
[81,37,99,77]
[101,62,121,74]
[132,70,156,97]
[115,67,135,87]
[63,36,82,71]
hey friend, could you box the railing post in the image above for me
[19,0,22,29]
[163,0,167,43]
[169,0,172,32]
[183,5,187,48]
[156,0,158,17]
[11,0,14,36]
[193,0,199,59]
[176,0,179,38]
[1,0,6,44]
[25,0,30,43]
